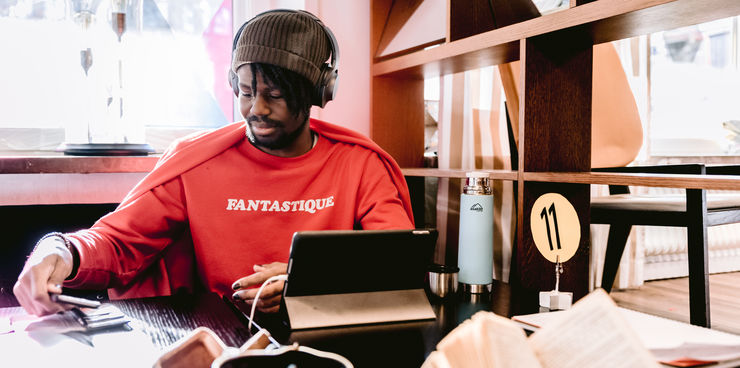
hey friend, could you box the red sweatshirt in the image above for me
[64,119,414,298]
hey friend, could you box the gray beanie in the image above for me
[232,10,331,86]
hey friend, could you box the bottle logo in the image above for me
[470,203,484,212]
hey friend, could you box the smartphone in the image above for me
[50,293,101,309]
[70,305,131,330]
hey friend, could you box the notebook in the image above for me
[281,229,438,330]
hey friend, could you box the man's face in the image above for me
[236,66,310,156]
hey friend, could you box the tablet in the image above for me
[284,229,437,297]
[281,229,438,330]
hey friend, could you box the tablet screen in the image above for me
[283,229,437,297]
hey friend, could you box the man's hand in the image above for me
[231,262,288,314]
[13,237,75,316]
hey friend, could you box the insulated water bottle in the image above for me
[457,171,494,294]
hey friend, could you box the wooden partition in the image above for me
[370,0,740,301]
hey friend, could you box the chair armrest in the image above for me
[706,165,740,176]
[592,163,705,175]
[593,164,707,195]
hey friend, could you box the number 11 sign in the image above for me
[530,192,581,310]
[530,192,580,263]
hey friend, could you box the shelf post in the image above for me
[516,31,593,300]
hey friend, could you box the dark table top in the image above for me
[0,280,541,368]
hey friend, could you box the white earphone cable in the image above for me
[248,274,288,331]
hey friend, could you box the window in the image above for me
[648,16,740,156]
[0,0,233,152]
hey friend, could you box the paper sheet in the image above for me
[0,305,160,367]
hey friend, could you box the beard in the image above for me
[246,115,309,150]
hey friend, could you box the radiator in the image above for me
[626,186,740,283]
[642,222,740,281]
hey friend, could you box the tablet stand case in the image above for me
[284,289,435,330]
[281,229,437,330]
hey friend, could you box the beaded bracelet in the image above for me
[35,232,80,280]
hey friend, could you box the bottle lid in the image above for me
[466,171,489,178]
[463,171,492,194]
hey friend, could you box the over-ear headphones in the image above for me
[229,9,340,108]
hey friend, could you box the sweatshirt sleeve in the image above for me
[63,177,188,290]
[356,152,415,230]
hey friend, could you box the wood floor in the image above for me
[610,271,740,335]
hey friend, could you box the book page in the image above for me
[433,319,479,367]
[511,310,566,331]
[431,311,542,368]
[618,308,740,364]
[528,289,660,368]
[619,307,740,349]
[421,351,452,368]
[473,312,544,368]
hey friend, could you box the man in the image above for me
[14,9,414,316]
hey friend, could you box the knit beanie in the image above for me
[232,10,331,87]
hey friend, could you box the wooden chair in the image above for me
[592,165,740,327]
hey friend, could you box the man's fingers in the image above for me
[232,262,288,290]
[31,292,63,315]
[14,238,76,317]
[14,255,70,316]
[244,280,284,300]
[232,273,267,290]
[256,294,281,308]
[31,265,63,315]
[232,280,283,301]
[13,281,38,317]
[23,283,61,316]
[244,294,281,312]
[243,293,281,308]
[257,304,280,314]
[47,283,63,294]
[230,262,289,314]
[261,262,288,275]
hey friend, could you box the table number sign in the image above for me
[530,192,581,310]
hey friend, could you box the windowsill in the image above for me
[0,153,160,205]
[0,126,204,174]
[0,152,159,174]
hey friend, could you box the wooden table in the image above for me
[0,281,540,367]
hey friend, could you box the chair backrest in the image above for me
[499,42,643,168]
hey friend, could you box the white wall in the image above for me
[307,1,371,136]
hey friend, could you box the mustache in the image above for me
[247,115,282,127]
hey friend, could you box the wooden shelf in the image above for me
[373,0,740,78]
[402,168,518,180]
[402,169,740,190]
[524,172,740,191]
[371,0,740,302]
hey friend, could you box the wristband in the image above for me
[36,232,80,280]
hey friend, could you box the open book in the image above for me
[422,289,660,368]
[512,302,740,368]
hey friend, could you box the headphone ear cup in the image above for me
[314,64,338,108]
[229,70,239,97]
